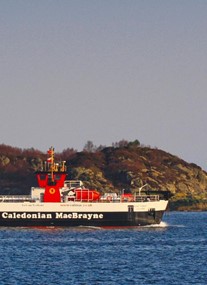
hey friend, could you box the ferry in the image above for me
[0,147,170,227]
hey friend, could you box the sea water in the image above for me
[0,212,206,285]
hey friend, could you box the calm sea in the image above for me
[0,212,206,285]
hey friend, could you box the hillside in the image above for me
[0,142,207,210]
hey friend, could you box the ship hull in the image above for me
[0,200,168,227]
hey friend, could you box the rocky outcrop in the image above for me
[67,146,207,210]
[0,155,10,166]
[0,143,207,210]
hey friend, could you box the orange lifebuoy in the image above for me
[49,188,56,195]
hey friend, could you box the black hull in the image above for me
[0,211,165,227]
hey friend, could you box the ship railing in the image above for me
[0,195,32,202]
[63,194,160,203]
[134,195,159,202]
[99,194,160,203]
[64,180,84,189]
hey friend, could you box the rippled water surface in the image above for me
[0,212,207,285]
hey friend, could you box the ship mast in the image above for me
[47,146,55,183]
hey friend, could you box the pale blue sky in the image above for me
[1,0,207,170]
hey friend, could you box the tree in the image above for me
[112,140,129,148]
[128,140,140,148]
[83,141,97,152]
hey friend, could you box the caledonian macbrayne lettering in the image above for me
[1,212,104,220]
